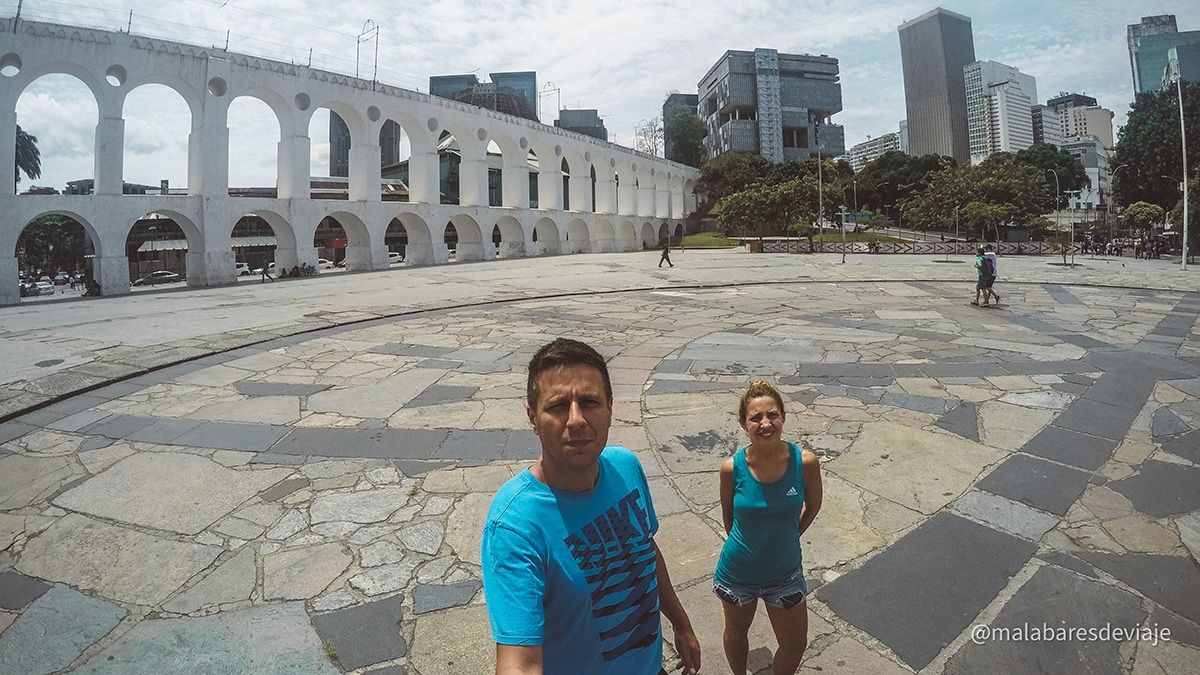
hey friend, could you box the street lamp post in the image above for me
[1046,169,1070,266]
[839,205,848,264]
[1169,53,1190,270]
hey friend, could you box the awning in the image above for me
[137,236,277,253]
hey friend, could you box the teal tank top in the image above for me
[714,441,805,587]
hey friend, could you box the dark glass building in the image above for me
[898,7,976,164]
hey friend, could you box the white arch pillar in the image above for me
[190,104,229,197]
[671,185,684,219]
[503,159,530,208]
[0,256,18,305]
[655,185,670,218]
[538,165,562,210]
[568,173,590,212]
[638,183,655,217]
[277,133,310,199]
[1,108,16,196]
[596,176,616,214]
[408,151,439,204]
[349,144,381,202]
[94,112,125,195]
[617,178,636,216]
[459,149,488,207]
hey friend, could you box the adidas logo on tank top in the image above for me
[785,487,798,496]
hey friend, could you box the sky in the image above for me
[7,0,1200,192]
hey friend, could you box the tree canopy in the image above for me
[15,124,41,189]
[899,153,1047,236]
[1112,80,1200,209]
[1014,143,1088,207]
[663,105,706,168]
[855,151,956,211]
[1122,201,1165,232]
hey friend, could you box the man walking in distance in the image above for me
[482,338,701,675]
[983,244,1000,305]
[659,236,674,268]
[259,255,273,283]
[972,246,993,307]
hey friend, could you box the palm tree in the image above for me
[15,124,41,189]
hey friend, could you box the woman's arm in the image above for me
[496,645,541,675]
[798,449,823,534]
[719,456,735,535]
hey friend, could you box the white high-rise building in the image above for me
[848,133,902,171]
[1031,105,1064,147]
[964,60,1037,164]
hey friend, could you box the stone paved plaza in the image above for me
[0,249,1198,674]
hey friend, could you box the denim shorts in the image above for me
[713,567,808,609]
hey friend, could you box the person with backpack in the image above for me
[983,244,1000,305]
[973,246,994,307]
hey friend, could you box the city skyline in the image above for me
[7,0,1200,191]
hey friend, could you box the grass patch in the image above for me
[681,232,738,247]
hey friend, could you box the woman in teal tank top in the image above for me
[713,380,823,674]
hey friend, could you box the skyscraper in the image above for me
[1047,93,1114,149]
[964,60,1036,163]
[1031,105,1063,147]
[898,8,976,164]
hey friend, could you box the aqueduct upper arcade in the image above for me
[0,17,699,304]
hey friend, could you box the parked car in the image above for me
[388,251,404,265]
[317,258,335,270]
[334,259,347,268]
[235,262,251,276]
[132,270,183,286]
[251,262,276,276]
[54,272,70,285]
[34,280,55,295]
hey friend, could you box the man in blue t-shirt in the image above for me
[482,338,701,675]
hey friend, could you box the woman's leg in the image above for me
[764,601,810,675]
[721,598,759,674]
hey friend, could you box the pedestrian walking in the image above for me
[714,380,823,675]
[259,256,273,283]
[972,246,994,306]
[659,239,673,268]
[983,244,1001,305]
[482,338,701,675]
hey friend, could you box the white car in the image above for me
[317,258,335,270]
[235,262,251,276]
[251,262,276,275]
[388,251,404,265]
[35,280,55,295]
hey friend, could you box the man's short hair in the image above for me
[526,338,613,409]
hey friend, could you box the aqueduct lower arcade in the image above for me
[0,18,698,305]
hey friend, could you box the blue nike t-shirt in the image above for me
[481,446,662,674]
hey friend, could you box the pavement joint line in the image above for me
[7,276,1190,426]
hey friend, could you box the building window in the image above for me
[782,127,808,149]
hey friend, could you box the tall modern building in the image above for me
[554,109,608,141]
[898,7,976,164]
[428,72,538,121]
[899,119,909,153]
[1061,137,1108,208]
[964,60,1036,163]
[663,93,700,158]
[329,114,404,178]
[1164,44,1200,89]
[697,48,844,163]
[848,133,902,171]
[1127,15,1200,94]
[1031,105,1064,147]
[1047,93,1114,149]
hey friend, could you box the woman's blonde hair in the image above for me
[738,380,785,422]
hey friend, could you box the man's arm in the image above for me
[652,539,701,675]
[496,644,542,675]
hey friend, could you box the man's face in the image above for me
[527,364,612,473]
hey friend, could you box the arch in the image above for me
[565,218,590,254]
[533,217,561,256]
[445,214,486,262]
[495,215,525,258]
[227,95,282,193]
[527,148,541,208]
[14,73,99,191]
[13,211,102,299]
[14,210,102,258]
[641,222,656,248]
[438,130,462,205]
[119,74,202,126]
[224,87,295,137]
[10,61,105,104]
[595,219,616,253]
[229,212,284,277]
[617,220,638,251]
[121,83,192,192]
[124,211,200,284]
[560,156,572,211]
[319,211,372,271]
[673,223,685,245]
[657,221,670,243]
[486,139,504,207]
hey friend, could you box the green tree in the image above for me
[1111,80,1200,209]
[900,154,1045,237]
[16,214,87,273]
[663,105,706,167]
[1013,143,1088,208]
[856,151,955,210]
[1122,201,1166,233]
[697,152,770,207]
[15,124,41,189]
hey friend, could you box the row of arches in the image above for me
[2,70,695,216]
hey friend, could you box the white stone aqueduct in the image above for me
[0,18,699,304]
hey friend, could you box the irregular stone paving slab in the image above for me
[17,514,222,605]
[272,428,449,460]
[410,604,494,675]
[399,521,445,555]
[501,430,539,460]
[1036,551,1098,579]
[350,561,418,596]
[977,454,1091,516]
[434,429,509,464]
[0,454,84,510]
[945,565,1144,673]
[1161,430,1200,464]
[799,636,911,674]
[405,384,478,408]
[951,489,1059,541]
[1151,407,1192,438]
[0,420,37,445]
[830,422,1005,515]
[124,417,204,444]
[1020,425,1117,471]
[54,452,292,535]
[172,420,290,451]
[0,585,125,674]
[880,391,949,415]
[257,476,311,502]
[0,570,50,610]
[818,512,1037,671]
[79,413,158,439]
[998,390,1074,410]
[264,543,353,600]
[1051,397,1141,441]
[935,401,980,442]
[412,580,481,614]
[311,596,407,670]
[1109,460,1200,518]
[0,513,24,551]
[308,369,448,419]
[76,602,337,674]
[310,485,416,524]
[235,381,331,397]
[163,547,256,613]
[1079,552,1200,625]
